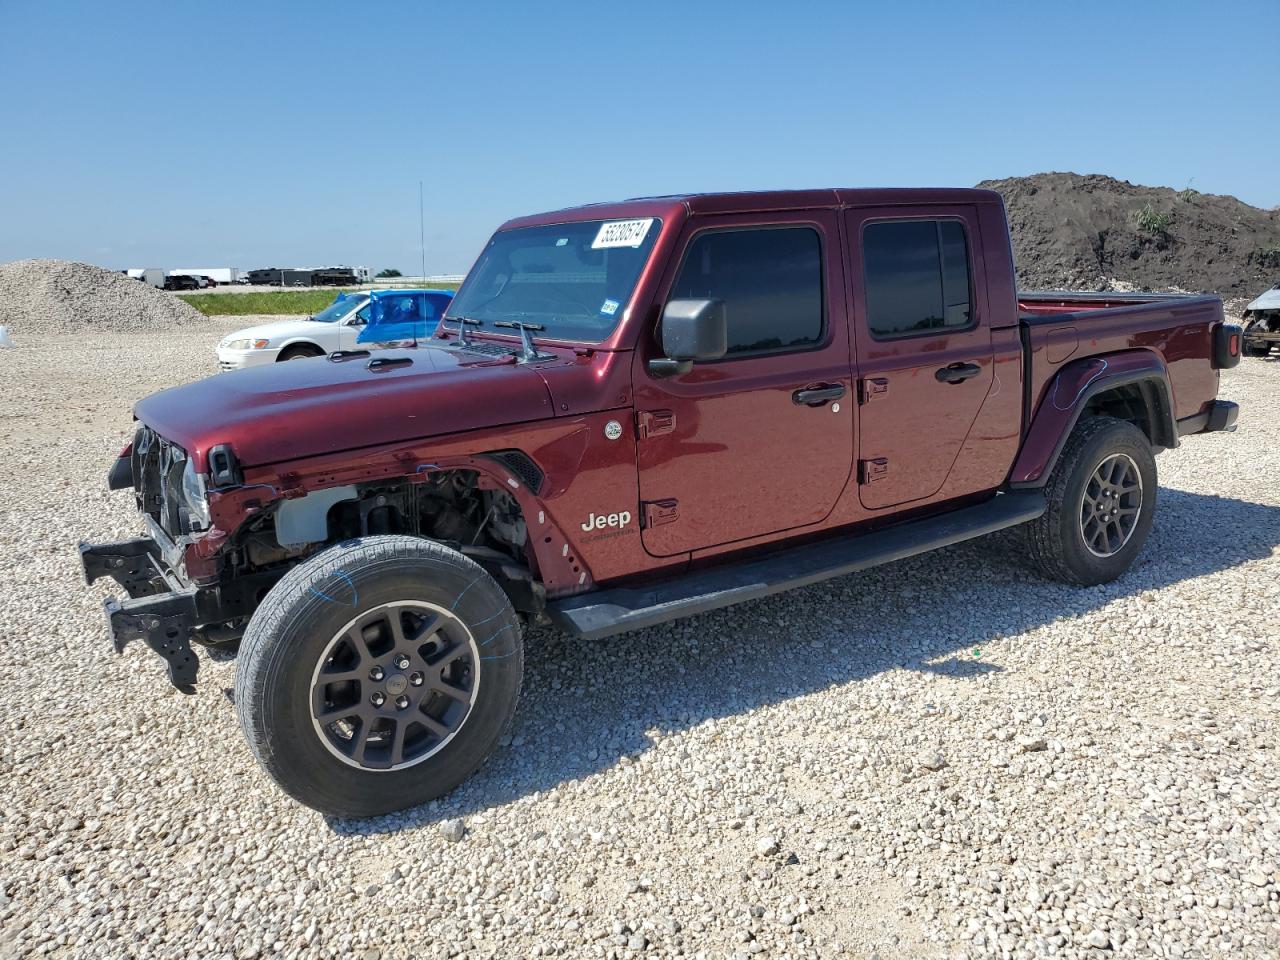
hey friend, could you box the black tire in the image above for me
[235,535,523,817]
[1022,416,1157,586]
[277,344,323,361]
[1242,341,1270,358]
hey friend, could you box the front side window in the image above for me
[312,296,367,323]
[863,219,972,339]
[668,226,823,355]
[445,218,662,343]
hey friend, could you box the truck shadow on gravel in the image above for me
[328,488,1279,835]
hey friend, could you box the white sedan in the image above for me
[216,295,371,370]
[215,290,456,371]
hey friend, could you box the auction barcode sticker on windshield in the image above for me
[592,218,654,249]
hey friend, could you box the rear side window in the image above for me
[381,294,425,324]
[669,226,824,355]
[863,220,972,339]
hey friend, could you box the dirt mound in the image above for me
[0,258,205,334]
[976,173,1280,299]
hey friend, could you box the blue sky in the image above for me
[1,0,1275,274]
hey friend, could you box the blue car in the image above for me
[355,289,456,346]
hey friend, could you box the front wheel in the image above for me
[1022,416,1157,586]
[235,535,523,817]
[277,344,323,361]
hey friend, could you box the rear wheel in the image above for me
[235,535,523,817]
[1022,416,1157,585]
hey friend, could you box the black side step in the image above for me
[547,492,1046,640]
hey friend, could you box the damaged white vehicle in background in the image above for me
[1242,281,1280,358]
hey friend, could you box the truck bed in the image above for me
[1018,289,1205,318]
[1017,290,1224,424]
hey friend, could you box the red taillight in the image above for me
[119,441,133,459]
[1212,323,1242,369]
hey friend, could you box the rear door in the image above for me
[635,211,854,556]
[846,206,994,509]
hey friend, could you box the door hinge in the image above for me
[642,499,679,528]
[636,409,676,439]
[858,458,889,483]
[858,378,889,404]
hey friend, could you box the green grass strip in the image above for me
[179,284,459,317]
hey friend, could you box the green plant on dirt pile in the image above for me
[1133,203,1174,237]
[1256,245,1280,269]
[1178,187,1197,202]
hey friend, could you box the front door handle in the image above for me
[792,383,846,406]
[935,362,982,384]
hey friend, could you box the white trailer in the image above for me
[127,268,167,288]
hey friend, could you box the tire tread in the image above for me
[234,535,523,815]
[1023,415,1141,586]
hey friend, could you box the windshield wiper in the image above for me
[442,315,483,347]
[494,320,552,362]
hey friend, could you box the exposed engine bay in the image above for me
[225,470,541,620]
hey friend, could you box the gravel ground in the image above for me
[0,323,1277,960]
[0,260,205,334]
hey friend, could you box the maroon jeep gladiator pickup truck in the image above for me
[81,188,1241,816]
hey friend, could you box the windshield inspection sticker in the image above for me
[591,218,654,249]
[600,298,620,316]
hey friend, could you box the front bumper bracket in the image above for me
[79,538,171,598]
[82,538,199,692]
[103,591,200,692]
[82,536,289,693]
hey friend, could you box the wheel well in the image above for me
[1081,379,1174,449]
[227,469,544,616]
[276,342,323,360]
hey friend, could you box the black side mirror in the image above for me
[649,299,727,377]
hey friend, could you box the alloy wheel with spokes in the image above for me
[310,600,480,771]
[1079,452,1143,558]
[237,535,523,817]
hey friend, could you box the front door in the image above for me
[846,206,994,510]
[340,300,372,350]
[634,211,854,557]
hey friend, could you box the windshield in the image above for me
[312,296,367,323]
[444,218,661,342]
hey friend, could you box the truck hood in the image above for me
[135,343,556,470]
[218,317,340,345]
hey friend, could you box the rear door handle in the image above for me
[935,362,982,384]
[792,383,846,406]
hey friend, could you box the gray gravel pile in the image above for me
[0,258,204,334]
[0,325,1277,959]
